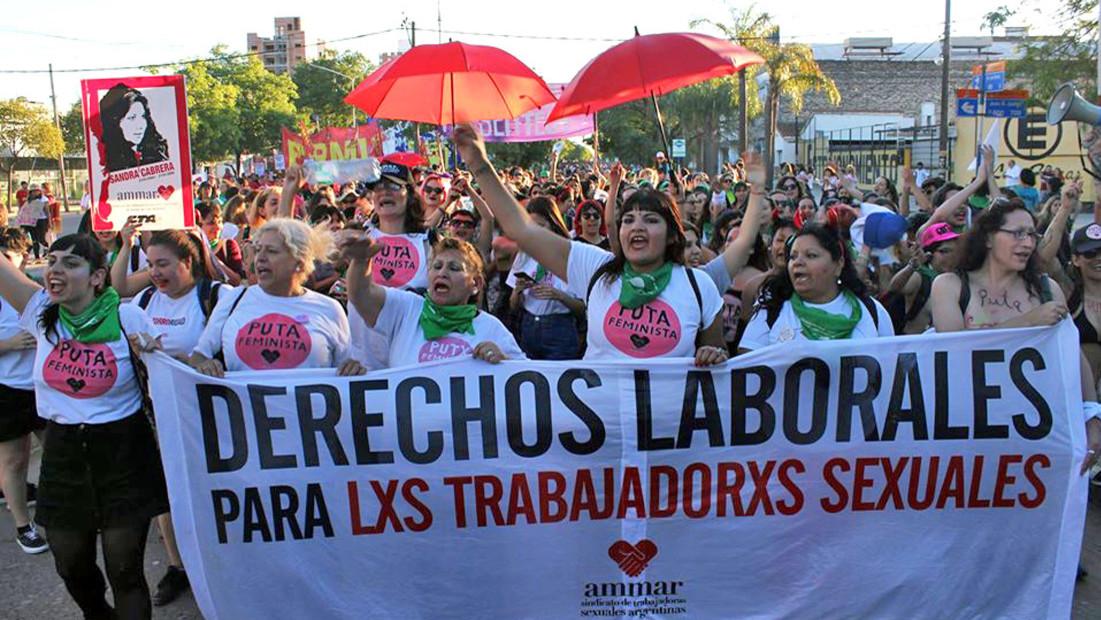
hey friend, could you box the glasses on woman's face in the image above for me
[782,183,798,191]
[1078,249,1101,259]
[581,211,601,221]
[424,186,444,195]
[997,228,1040,243]
[449,219,476,229]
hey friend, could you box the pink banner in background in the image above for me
[475,84,594,143]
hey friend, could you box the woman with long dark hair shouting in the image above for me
[453,124,726,366]
[0,233,166,619]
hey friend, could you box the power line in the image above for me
[0,27,400,74]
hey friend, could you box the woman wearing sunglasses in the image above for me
[930,198,1101,476]
[573,199,610,250]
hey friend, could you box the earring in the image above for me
[836,277,842,285]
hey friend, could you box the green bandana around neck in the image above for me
[619,262,674,309]
[916,264,937,281]
[534,264,547,283]
[418,297,478,341]
[789,290,862,340]
[59,287,122,344]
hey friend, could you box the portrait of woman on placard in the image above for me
[99,84,169,173]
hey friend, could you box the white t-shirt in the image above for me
[740,294,894,351]
[507,251,574,316]
[368,229,430,291]
[373,287,525,369]
[131,283,234,358]
[194,286,351,372]
[0,299,35,390]
[566,242,723,360]
[351,229,432,370]
[20,290,151,424]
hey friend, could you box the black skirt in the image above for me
[35,412,169,530]
[0,384,45,442]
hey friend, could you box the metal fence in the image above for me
[798,124,954,187]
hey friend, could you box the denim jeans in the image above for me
[519,312,580,360]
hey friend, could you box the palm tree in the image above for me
[695,6,840,186]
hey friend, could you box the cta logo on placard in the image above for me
[603,300,682,357]
[580,538,688,617]
[371,236,419,287]
[235,313,312,369]
[418,336,472,363]
[43,340,119,399]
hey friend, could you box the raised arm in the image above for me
[338,233,388,327]
[0,244,41,314]
[453,124,571,281]
[111,223,151,297]
[605,161,624,256]
[1038,182,1079,266]
[277,168,301,219]
[719,152,769,277]
[982,148,1001,199]
[462,175,495,262]
[918,165,987,238]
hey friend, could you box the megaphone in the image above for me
[1047,83,1101,126]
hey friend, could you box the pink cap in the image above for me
[920,222,960,249]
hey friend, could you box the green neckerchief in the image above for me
[916,264,937,281]
[59,287,122,344]
[790,290,862,340]
[620,262,674,309]
[418,297,478,341]
[535,264,547,283]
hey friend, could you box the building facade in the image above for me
[247,17,312,74]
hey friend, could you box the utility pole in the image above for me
[438,1,443,44]
[738,69,747,156]
[938,0,951,176]
[48,64,69,211]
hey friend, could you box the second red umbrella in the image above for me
[345,41,556,125]
[547,31,765,156]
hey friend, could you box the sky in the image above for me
[0,0,1062,112]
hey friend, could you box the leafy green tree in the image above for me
[485,141,553,170]
[695,6,840,184]
[0,98,64,217]
[59,101,85,155]
[594,100,664,165]
[170,46,297,169]
[293,50,374,128]
[1012,0,1097,101]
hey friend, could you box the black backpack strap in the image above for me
[858,295,880,330]
[213,286,248,367]
[957,270,971,318]
[902,272,934,325]
[585,261,617,306]
[195,279,221,321]
[137,286,156,310]
[130,244,141,273]
[1039,276,1054,303]
[684,266,704,327]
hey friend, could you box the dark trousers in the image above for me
[22,219,47,258]
[48,521,153,620]
[520,312,581,360]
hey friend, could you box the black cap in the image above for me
[376,161,413,187]
[1073,223,1101,254]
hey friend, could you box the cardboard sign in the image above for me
[81,75,195,231]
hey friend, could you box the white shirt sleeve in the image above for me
[373,287,422,340]
[872,298,895,337]
[701,256,732,294]
[565,241,614,298]
[193,287,247,358]
[739,308,771,351]
[692,267,725,328]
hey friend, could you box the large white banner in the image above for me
[147,324,1088,619]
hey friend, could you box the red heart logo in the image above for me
[157,185,175,200]
[608,539,657,577]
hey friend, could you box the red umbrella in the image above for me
[547,31,765,156]
[344,41,556,125]
[381,152,429,168]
